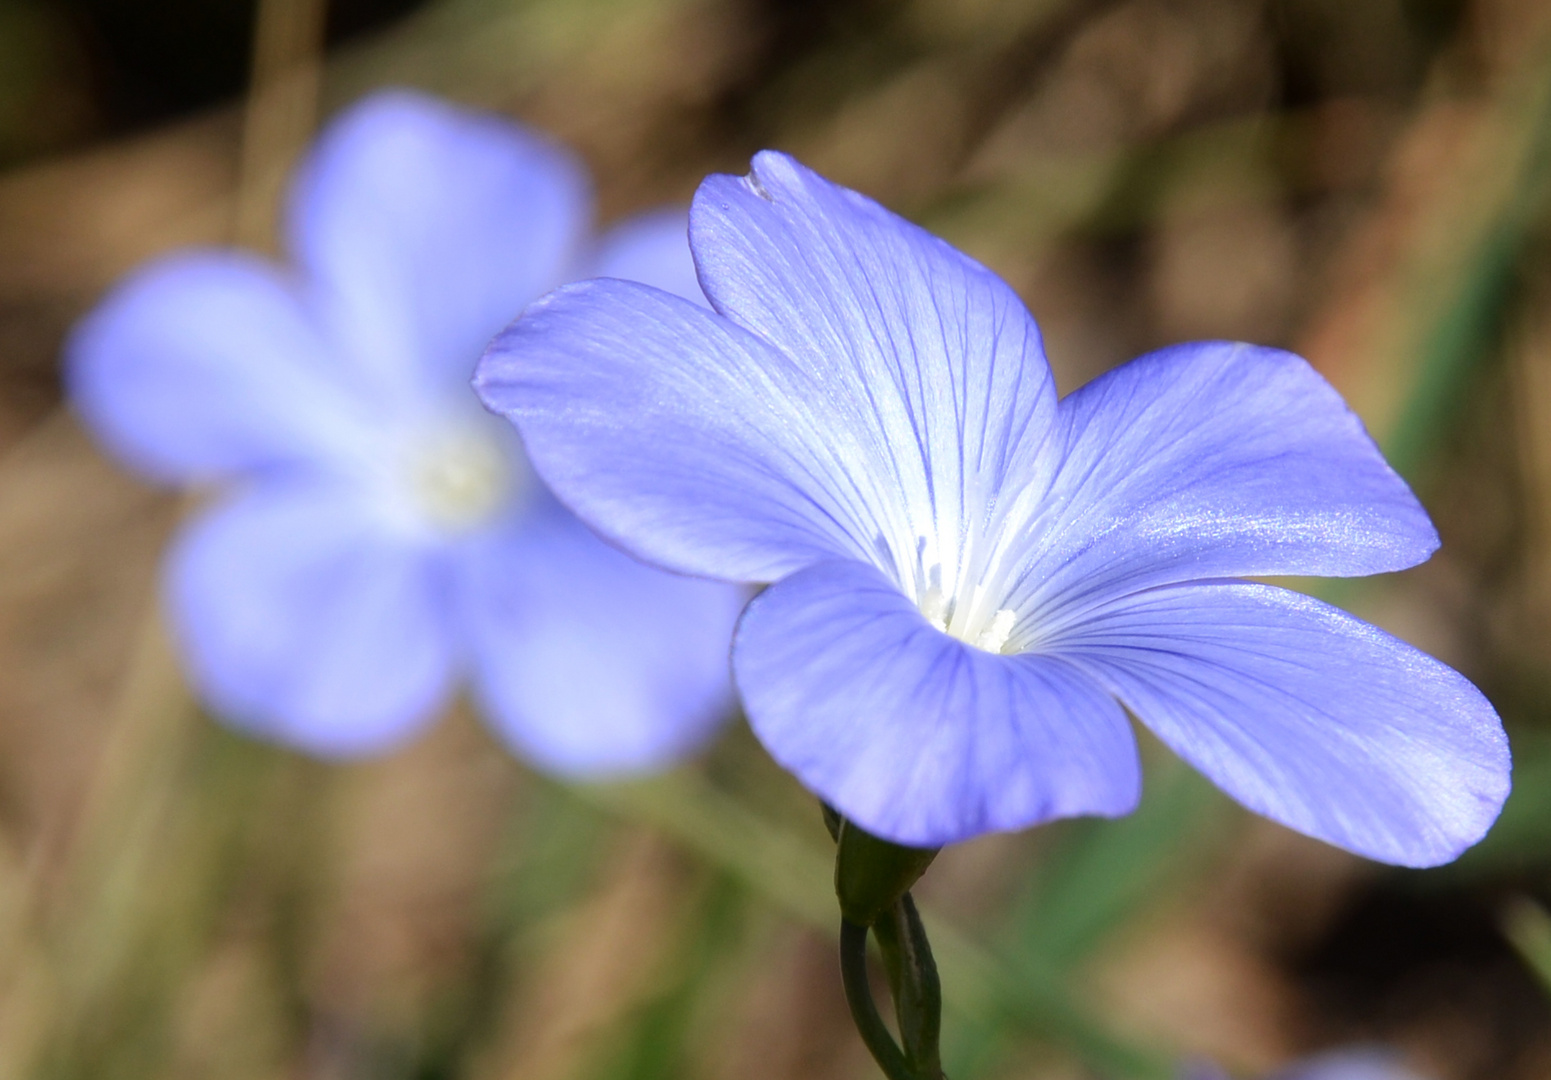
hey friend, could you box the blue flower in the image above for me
[1184,1048,1429,1080]
[67,90,745,772]
[475,150,1510,865]
[1271,1050,1428,1080]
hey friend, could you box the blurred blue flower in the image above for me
[1272,1049,1428,1080]
[1184,1047,1429,1080]
[476,150,1511,863]
[67,90,744,772]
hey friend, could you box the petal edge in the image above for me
[734,558,1141,846]
[1057,582,1508,867]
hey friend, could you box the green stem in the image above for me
[841,917,918,1080]
[873,894,943,1076]
[577,773,1175,1079]
[832,811,946,1079]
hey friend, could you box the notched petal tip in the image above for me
[743,167,773,201]
[743,148,809,199]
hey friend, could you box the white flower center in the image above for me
[406,426,512,532]
[916,555,1019,654]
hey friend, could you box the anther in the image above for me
[973,609,1017,654]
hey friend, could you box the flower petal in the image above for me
[587,207,708,306]
[1056,582,1508,867]
[458,505,744,775]
[66,251,374,483]
[1014,342,1437,623]
[692,151,1062,584]
[1274,1050,1426,1080]
[288,89,590,404]
[480,149,1068,592]
[167,478,457,756]
[733,558,1140,846]
[478,278,894,580]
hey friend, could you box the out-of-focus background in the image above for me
[3,0,1551,1077]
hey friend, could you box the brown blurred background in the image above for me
[2,1,1551,1078]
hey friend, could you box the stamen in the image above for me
[913,545,1018,654]
[974,609,1017,654]
[920,585,950,631]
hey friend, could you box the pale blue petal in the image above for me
[167,478,457,756]
[1179,1052,1427,1080]
[587,207,708,306]
[478,279,888,581]
[733,558,1140,846]
[479,148,1067,593]
[458,505,744,775]
[1013,342,1437,624]
[1177,1061,1230,1080]
[1274,1049,1428,1080]
[1055,582,1508,867]
[692,151,1062,590]
[288,89,590,405]
[66,251,376,483]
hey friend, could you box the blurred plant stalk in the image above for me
[1501,895,1551,996]
[583,773,1175,1080]
[1301,7,1551,476]
[4,1,1550,1076]
[0,615,194,1068]
[0,2,329,1076]
[235,0,328,251]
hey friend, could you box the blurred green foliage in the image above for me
[4,1,1551,1079]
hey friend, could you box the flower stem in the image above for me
[840,917,919,1080]
[830,810,946,1079]
[578,773,1175,1079]
[873,893,943,1076]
